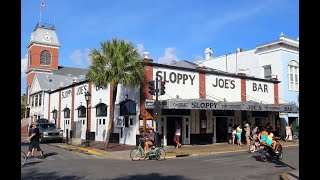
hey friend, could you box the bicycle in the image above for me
[130,138,166,161]
[21,151,27,166]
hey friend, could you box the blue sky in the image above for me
[21,0,299,94]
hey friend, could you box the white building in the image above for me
[196,33,299,127]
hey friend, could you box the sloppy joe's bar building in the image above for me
[24,23,297,146]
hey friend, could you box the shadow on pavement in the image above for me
[43,152,58,158]
[22,169,83,180]
[22,161,42,167]
[251,155,296,170]
[113,173,190,180]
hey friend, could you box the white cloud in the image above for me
[158,47,180,65]
[70,49,92,67]
[21,54,28,78]
[136,43,145,57]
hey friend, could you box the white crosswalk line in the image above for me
[76,153,91,159]
[90,154,105,159]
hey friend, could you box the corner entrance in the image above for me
[166,116,182,146]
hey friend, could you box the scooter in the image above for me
[260,139,283,162]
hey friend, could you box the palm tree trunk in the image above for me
[104,84,118,149]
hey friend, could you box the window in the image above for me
[52,109,58,119]
[35,95,38,107]
[31,96,34,107]
[288,61,299,91]
[40,50,51,65]
[63,108,70,118]
[130,118,133,126]
[77,106,86,117]
[29,51,32,66]
[125,117,129,127]
[39,94,42,106]
[96,103,107,117]
[103,119,105,125]
[263,65,272,79]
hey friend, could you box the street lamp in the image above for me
[84,91,91,147]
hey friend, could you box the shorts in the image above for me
[228,133,232,140]
[266,139,273,146]
[29,141,41,151]
[236,134,241,141]
[245,131,250,137]
[174,135,180,142]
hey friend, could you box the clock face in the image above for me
[43,33,51,42]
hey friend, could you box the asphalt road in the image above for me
[21,142,298,180]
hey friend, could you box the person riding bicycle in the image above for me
[144,127,155,154]
[259,127,268,145]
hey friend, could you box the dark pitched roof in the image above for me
[170,60,198,69]
[52,66,88,77]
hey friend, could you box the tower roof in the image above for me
[27,23,60,48]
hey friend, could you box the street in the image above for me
[21,142,298,180]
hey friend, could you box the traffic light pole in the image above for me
[154,78,161,130]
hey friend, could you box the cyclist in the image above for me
[144,127,155,153]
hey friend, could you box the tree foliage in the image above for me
[88,38,145,148]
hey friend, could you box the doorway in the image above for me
[166,116,182,146]
[216,117,228,143]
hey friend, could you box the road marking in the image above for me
[77,153,91,159]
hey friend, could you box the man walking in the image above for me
[26,123,45,159]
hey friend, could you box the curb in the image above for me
[45,142,298,159]
[47,143,108,156]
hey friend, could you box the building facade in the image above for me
[23,23,298,146]
[196,33,299,129]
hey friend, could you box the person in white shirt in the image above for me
[174,121,181,148]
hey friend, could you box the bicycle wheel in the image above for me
[155,148,166,161]
[21,151,27,166]
[130,148,142,161]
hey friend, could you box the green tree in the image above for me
[88,38,145,148]
[21,93,26,119]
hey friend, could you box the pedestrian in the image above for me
[228,124,233,144]
[245,123,251,145]
[174,121,181,148]
[26,123,45,159]
[236,124,242,146]
[232,125,237,145]
[285,124,293,142]
[252,123,259,141]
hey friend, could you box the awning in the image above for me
[145,99,299,113]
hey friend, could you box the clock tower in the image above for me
[26,23,61,107]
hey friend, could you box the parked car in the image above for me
[28,118,63,143]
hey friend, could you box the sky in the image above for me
[21,0,299,95]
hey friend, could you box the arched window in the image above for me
[120,100,136,116]
[40,50,51,65]
[95,103,108,117]
[63,108,71,118]
[288,60,299,91]
[29,51,32,66]
[52,109,58,119]
[77,105,86,117]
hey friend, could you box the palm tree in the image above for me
[88,38,145,148]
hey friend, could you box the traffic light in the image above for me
[148,80,155,95]
[160,81,166,95]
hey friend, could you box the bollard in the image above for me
[66,129,69,144]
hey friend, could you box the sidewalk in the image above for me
[43,139,298,160]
